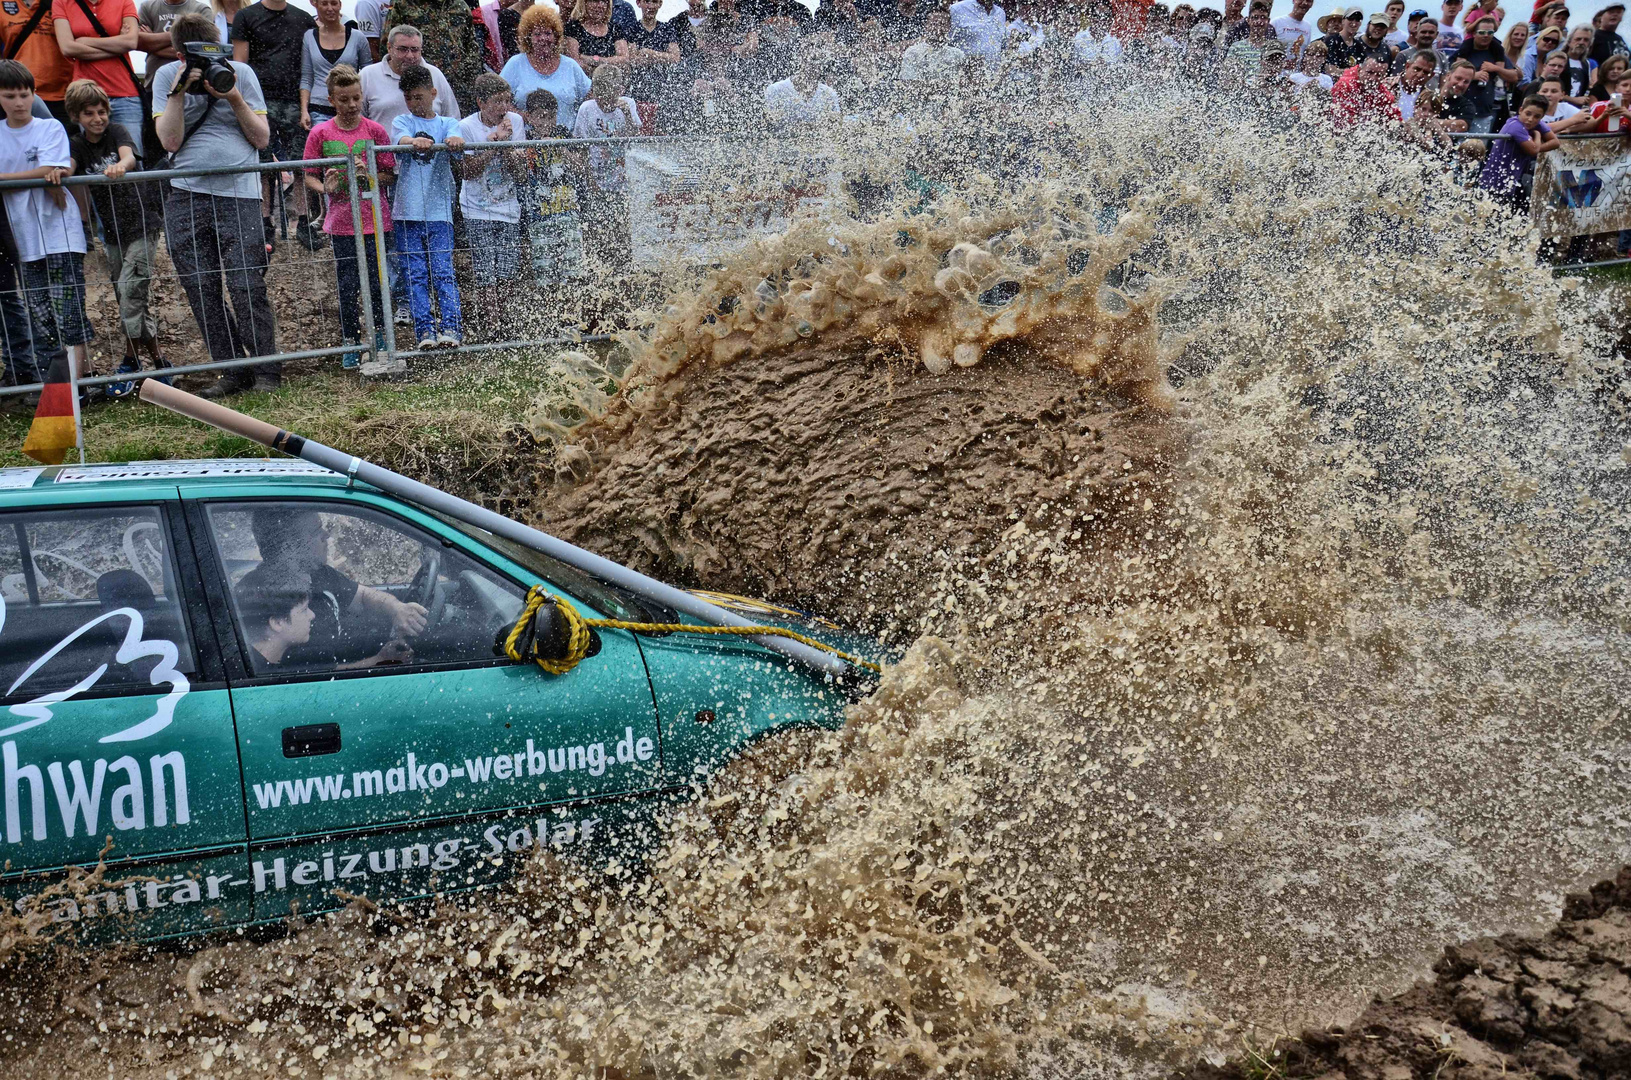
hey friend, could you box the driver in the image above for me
[234,562,413,670]
[249,509,429,664]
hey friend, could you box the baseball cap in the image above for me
[1367,11,1389,23]
[1345,5,1363,16]
[1408,7,1428,15]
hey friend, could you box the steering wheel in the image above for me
[411,549,442,621]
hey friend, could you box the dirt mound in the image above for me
[1184,867,1631,1080]
[537,344,1178,623]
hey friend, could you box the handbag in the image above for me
[70,0,162,165]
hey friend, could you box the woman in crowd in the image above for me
[563,0,630,76]
[1589,52,1628,101]
[501,3,593,129]
[623,0,680,131]
[1502,18,1529,73]
[480,0,537,69]
[51,0,140,154]
[300,0,372,129]
[1523,24,1562,80]
[211,0,239,47]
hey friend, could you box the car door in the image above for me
[0,498,250,939]
[184,490,664,920]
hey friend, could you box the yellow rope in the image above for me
[502,585,882,675]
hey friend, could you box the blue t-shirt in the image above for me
[499,53,592,130]
[390,112,462,222]
[1480,116,1550,195]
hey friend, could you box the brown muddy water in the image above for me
[2,103,1630,1077]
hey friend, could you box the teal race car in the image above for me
[0,459,878,941]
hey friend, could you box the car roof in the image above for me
[0,458,366,494]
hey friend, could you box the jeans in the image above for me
[163,187,279,380]
[0,258,49,385]
[109,96,143,159]
[333,230,384,344]
[395,220,460,340]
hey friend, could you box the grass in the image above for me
[0,348,595,505]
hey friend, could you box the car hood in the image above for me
[686,589,890,671]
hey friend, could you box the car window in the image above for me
[204,501,527,677]
[0,507,197,699]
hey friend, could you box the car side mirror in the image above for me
[529,600,574,662]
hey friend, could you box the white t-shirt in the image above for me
[353,0,388,39]
[1072,28,1124,64]
[764,79,840,125]
[948,0,1006,64]
[1384,27,1409,47]
[571,95,640,191]
[900,42,967,81]
[1287,69,1334,90]
[1272,15,1314,50]
[1544,101,1580,124]
[457,110,523,223]
[0,117,83,263]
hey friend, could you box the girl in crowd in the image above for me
[501,3,592,130]
[564,0,630,76]
[212,0,239,47]
[1287,35,1332,92]
[1589,52,1628,101]
[1523,25,1562,81]
[300,0,372,129]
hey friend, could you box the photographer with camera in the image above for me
[152,10,280,398]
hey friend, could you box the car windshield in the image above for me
[419,507,656,623]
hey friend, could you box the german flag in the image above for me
[22,351,78,465]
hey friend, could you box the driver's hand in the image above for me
[390,598,429,637]
[372,639,413,666]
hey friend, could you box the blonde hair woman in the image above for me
[500,4,592,128]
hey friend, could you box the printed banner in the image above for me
[1532,135,1631,239]
[628,145,844,264]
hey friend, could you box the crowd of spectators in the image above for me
[0,0,1624,404]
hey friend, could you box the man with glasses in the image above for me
[359,24,458,129]
[1453,15,1516,131]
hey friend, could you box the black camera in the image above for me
[181,41,236,95]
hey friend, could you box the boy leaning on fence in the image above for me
[0,59,93,402]
[458,72,526,342]
[520,87,586,310]
[302,62,393,370]
[391,62,464,351]
[65,76,168,397]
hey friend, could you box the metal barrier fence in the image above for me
[0,133,713,400]
[0,125,1622,407]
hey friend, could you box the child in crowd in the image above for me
[1479,93,1559,210]
[64,78,167,398]
[520,89,587,306]
[458,73,526,341]
[303,64,396,370]
[571,65,639,276]
[391,64,465,352]
[1536,74,1596,131]
[0,62,92,396]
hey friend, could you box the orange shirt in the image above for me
[0,0,71,100]
[50,0,137,98]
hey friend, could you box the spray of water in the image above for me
[2,87,1629,1078]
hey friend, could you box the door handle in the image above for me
[283,723,342,757]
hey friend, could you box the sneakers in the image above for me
[416,335,438,351]
[436,331,462,349]
[253,372,282,393]
[295,220,328,252]
[342,350,362,369]
[151,354,173,386]
[104,356,140,399]
[394,307,412,327]
[199,374,253,400]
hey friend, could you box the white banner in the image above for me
[1531,134,1631,239]
[627,145,844,264]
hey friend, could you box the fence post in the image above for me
[360,143,402,377]
[345,156,378,372]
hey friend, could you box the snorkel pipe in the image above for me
[138,380,866,682]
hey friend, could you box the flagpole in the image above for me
[68,345,84,464]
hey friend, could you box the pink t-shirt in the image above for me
[302,116,395,235]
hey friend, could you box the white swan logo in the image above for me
[0,594,190,744]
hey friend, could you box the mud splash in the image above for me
[3,97,1631,1077]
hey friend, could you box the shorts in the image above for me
[464,217,523,287]
[261,99,305,162]
[528,211,585,285]
[21,253,94,349]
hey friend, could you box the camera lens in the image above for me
[208,66,236,94]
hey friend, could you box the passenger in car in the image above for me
[234,561,414,670]
[248,508,429,659]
